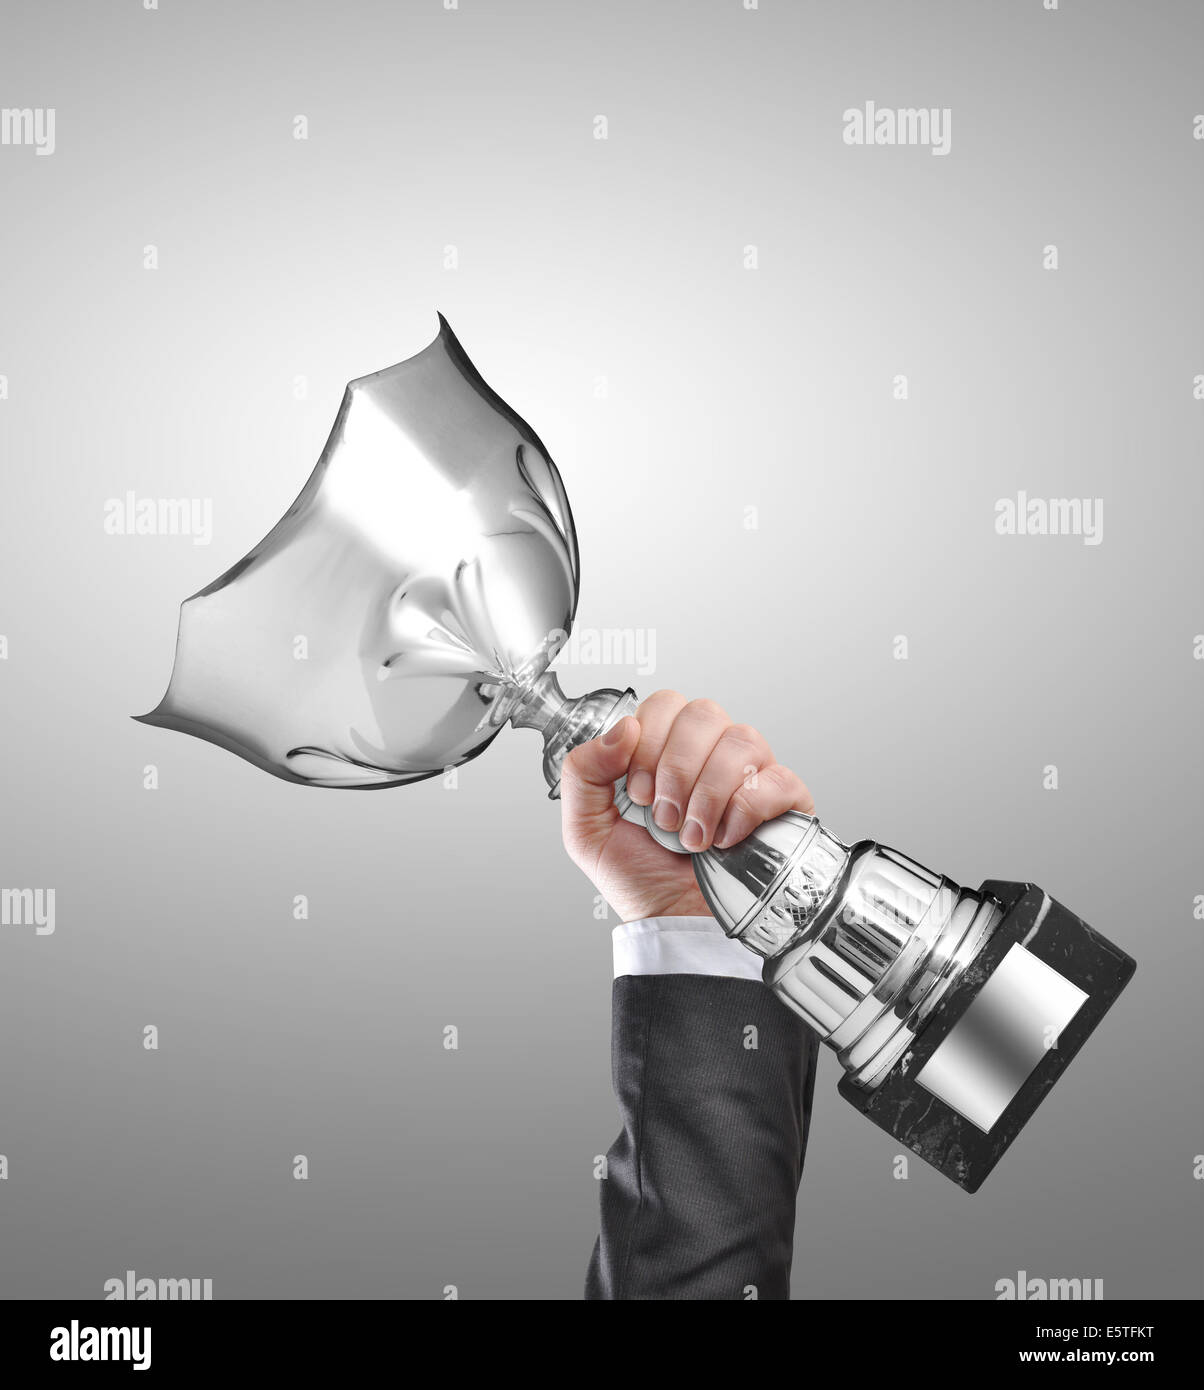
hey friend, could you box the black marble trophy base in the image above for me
[837,880,1136,1193]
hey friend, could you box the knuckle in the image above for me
[686,783,726,818]
[721,722,765,756]
[655,753,694,786]
[760,763,797,796]
[640,689,683,714]
[684,697,727,724]
[726,786,759,822]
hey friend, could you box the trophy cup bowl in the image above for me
[137,315,582,788]
[139,316,1135,1192]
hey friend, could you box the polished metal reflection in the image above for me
[138,315,579,787]
[656,805,1003,1089]
[915,943,1087,1132]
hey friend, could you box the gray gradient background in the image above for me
[1,0,1201,1300]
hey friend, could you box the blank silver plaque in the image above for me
[916,943,1088,1133]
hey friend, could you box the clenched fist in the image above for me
[560,691,815,923]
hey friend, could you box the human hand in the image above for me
[559,691,815,923]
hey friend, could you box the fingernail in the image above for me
[627,770,653,804]
[652,797,680,831]
[602,718,627,746]
[680,818,705,851]
[713,813,732,848]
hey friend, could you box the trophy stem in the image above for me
[509,671,638,802]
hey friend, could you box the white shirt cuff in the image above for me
[612,916,763,981]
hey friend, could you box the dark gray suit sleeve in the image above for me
[586,973,820,1301]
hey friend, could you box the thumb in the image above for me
[560,715,640,837]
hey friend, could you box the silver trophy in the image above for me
[139,316,1135,1191]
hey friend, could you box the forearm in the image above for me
[587,918,820,1301]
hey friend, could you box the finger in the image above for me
[624,690,689,807]
[680,723,773,851]
[560,716,640,830]
[651,697,731,835]
[713,764,815,849]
